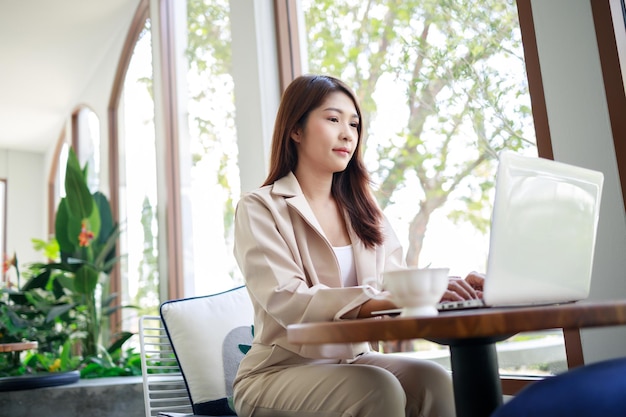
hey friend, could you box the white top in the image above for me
[333,245,357,287]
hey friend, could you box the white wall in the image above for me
[47,0,141,198]
[0,1,139,271]
[0,149,47,266]
[531,0,626,363]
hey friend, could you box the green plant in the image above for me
[80,347,142,379]
[38,148,134,357]
[0,286,73,347]
[1,147,137,377]
[21,339,82,374]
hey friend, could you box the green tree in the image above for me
[186,0,237,243]
[303,0,535,265]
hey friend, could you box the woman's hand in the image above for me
[440,271,485,302]
[358,297,399,318]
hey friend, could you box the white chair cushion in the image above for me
[160,285,253,416]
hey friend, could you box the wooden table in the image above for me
[0,341,38,353]
[287,300,626,417]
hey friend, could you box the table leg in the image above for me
[449,342,502,417]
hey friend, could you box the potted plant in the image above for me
[0,148,139,380]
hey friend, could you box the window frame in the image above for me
[275,0,569,395]
[591,0,626,210]
[155,0,185,301]
[97,0,626,394]
[107,0,151,330]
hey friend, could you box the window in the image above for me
[72,106,101,193]
[108,0,244,328]
[180,0,242,295]
[301,0,536,271]
[54,143,69,202]
[117,17,160,321]
[298,0,566,378]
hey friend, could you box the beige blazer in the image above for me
[233,172,405,379]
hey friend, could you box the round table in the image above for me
[288,299,626,417]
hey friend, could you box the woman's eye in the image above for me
[328,117,339,123]
[351,122,359,129]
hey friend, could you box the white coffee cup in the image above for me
[364,267,450,317]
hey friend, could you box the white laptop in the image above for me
[440,151,604,310]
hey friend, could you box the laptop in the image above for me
[438,151,604,310]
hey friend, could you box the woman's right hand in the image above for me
[440,271,485,302]
[358,297,398,318]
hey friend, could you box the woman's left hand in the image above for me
[440,271,485,302]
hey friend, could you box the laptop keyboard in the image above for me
[437,298,486,311]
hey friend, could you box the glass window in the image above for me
[180,0,242,295]
[117,18,160,320]
[74,107,101,193]
[55,143,69,202]
[299,0,566,377]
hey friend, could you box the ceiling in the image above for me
[0,0,140,153]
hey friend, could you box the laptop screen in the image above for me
[483,152,604,306]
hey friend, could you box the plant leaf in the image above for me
[106,331,134,354]
[86,202,102,242]
[102,304,139,316]
[93,224,121,272]
[94,191,114,244]
[64,147,93,219]
[55,198,76,254]
[46,303,75,322]
[55,273,76,292]
[102,293,118,307]
[74,265,99,295]
[22,269,51,292]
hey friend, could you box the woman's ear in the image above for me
[290,127,302,143]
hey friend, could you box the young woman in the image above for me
[232,74,484,417]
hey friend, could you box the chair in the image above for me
[139,315,194,417]
[491,356,626,417]
[159,285,254,417]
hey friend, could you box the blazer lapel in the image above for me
[273,173,328,241]
[271,173,380,289]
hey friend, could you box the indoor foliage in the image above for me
[0,148,139,378]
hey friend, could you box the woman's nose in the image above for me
[342,124,356,142]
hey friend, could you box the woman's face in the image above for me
[291,91,360,177]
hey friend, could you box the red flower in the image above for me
[78,220,95,247]
[2,253,15,274]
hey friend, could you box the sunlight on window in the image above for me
[300,0,567,377]
[56,143,69,203]
[302,0,537,275]
[75,107,100,192]
[118,19,160,322]
[183,0,242,296]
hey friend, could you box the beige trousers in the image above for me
[233,352,456,417]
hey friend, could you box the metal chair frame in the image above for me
[139,315,194,417]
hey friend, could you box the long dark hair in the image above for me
[263,74,383,248]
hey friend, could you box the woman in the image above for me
[233,74,483,417]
